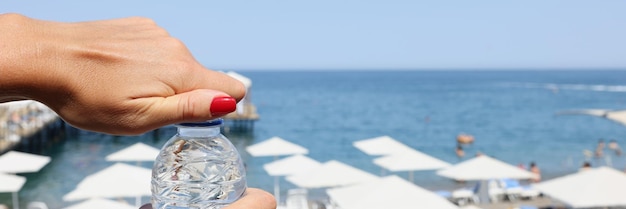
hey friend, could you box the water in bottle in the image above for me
[151,119,247,209]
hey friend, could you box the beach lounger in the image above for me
[286,188,310,209]
[452,183,480,205]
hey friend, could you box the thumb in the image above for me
[144,89,237,127]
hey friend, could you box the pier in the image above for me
[0,101,61,154]
[223,102,259,132]
[223,71,259,133]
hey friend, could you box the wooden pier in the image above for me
[222,102,259,132]
[222,71,260,133]
[0,101,61,154]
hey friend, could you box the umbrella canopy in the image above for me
[533,167,626,208]
[437,155,535,181]
[263,155,322,176]
[353,135,414,156]
[263,155,322,205]
[246,136,308,157]
[557,109,626,126]
[0,173,25,193]
[373,149,451,172]
[327,175,459,209]
[0,173,26,209]
[62,198,136,209]
[63,163,151,202]
[286,160,378,188]
[105,142,160,162]
[0,151,51,173]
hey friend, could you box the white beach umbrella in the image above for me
[263,155,322,205]
[557,109,626,126]
[0,173,26,209]
[62,198,136,209]
[353,135,413,156]
[373,149,451,181]
[264,154,322,176]
[533,167,626,208]
[327,175,459,209]
[247,136,307,204]
[460,205,483,209]
[0,151,51,173]
[437,155,535,181]
[286,160,378,188]
[437,155,535,204]
[246,136,308,157]
[105,142,160,164]
[63,163,151,206]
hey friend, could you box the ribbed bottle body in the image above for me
[151,124,246,209]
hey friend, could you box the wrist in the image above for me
[0,13,68,103]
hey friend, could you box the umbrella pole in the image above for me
[409,171,414,183]
[274,176,280,205]
[12,192,18,209]
[136,196,141,207]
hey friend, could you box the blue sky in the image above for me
[2,1,626,70]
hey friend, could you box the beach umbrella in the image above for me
[246,136,307,203]
[263,155,322,205]
[437,155,535,181]
[353,135,414,156]
[0,151,51,173]
[286,160,378,188]
[533,167,626,208]
[246,136,308,157]
[460,206,483,209]
[263,154,322,176]
[63,163,151,207]
[373,149,451,181]
[557,109,626,126]
[0,173,26,209]
[326,175,459,209]
[62,198,136,209]
[436,155,535,204]
[105,142,160,165]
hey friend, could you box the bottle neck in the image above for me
[177,125,221,138]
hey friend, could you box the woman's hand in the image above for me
[0,14,245,135]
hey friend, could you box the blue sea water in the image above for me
[3,70,626,208]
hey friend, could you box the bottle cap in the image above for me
[177,118,223,127]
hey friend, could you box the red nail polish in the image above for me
[210,96,236,117]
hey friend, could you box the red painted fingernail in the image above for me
[210,96,237,117]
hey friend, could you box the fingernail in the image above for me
[210,96,236,117]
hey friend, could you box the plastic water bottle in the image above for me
[151,119,247,209]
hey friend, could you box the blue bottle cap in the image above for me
[177,118,223,127]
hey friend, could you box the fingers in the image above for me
[136,89,237,129]
[225,188,277,209]
[192,69,248,102]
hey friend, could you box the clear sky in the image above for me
[2,1,626,70]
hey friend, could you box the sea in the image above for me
[3,70,626,208]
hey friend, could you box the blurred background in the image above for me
[2,1,626,209]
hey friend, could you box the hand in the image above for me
[139,188,277,209]
[0,14,246,135]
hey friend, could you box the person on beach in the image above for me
[529,161,541,183]
[580,161,592,171]
[0,13,275,209]
[455,145,465,159]
[595,139,605,158]
[608,139,622,156]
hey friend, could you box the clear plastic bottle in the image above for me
[151,119,247,209]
